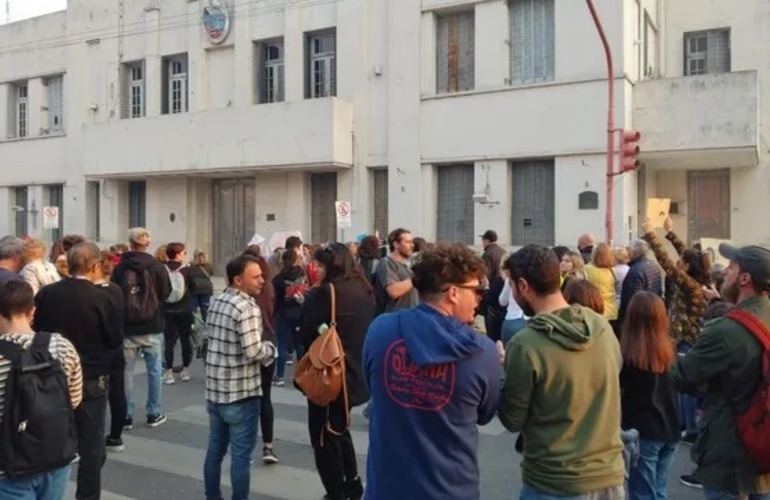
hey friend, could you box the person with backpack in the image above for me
[33,241,122,500]
[671,243,770,499]
[111,228,172,430]
[162,242,194,385]
[271,249,309,386]
[189,249,214,322]
[0,280,82,499]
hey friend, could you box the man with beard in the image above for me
[671,244,770,499]
[498,245,625,499]
[374,228,418,313]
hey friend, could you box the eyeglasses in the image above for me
[443,283,485,298]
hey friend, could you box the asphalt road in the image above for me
[63,359,704,500]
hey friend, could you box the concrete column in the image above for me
[284,11,305,102]
[0,188,10,236]
[28,78,44,138]
[0,84,9,138]
[474,160,511,245]
[27,185,45,239]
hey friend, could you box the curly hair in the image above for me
[411,243,486,300]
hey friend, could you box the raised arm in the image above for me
[663,217,688,256]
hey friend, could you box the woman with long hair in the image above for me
[559,251,586,291]
[19,238,60,295]
[620,292,679,500]
[357,235,381,280]
[642,216,709,443]
[162,243,194,385]
[298,243,373,500]
[584,243,619,323]
[272,248,309,386]
[242,248,280,464]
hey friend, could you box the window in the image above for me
[162,55,189,114]
[128,181,146,228]
[259,41,285,103]
[436,11,475,94]
[372,169,388,238]
[45,76,64,133]
[510,0,555,84]
[307,31,336,98]
[13,187,28,238]
[437,164,474,244]
[14,83,28,138]
[87,181,101,241]
[684,30,730,76]
[47,184,64,242]
[123,61,145,119]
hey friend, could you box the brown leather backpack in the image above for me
[294,283,348,409]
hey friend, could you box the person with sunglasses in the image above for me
[363,243,503,500]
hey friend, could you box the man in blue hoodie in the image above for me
[363,242,503,500]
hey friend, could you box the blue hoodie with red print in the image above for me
[363,303,501,500]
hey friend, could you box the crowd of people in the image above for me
[0,218,767,500]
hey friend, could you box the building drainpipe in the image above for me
[586,0,615,245]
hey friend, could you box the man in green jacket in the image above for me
[671,243,770,498]
[498,245,625,499]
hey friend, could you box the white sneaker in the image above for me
[162,370,175,385]
[180,368,191,382]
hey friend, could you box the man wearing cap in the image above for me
[671,243,770,498]
[111,228,172,430]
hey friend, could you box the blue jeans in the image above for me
[0,465,70,499]
[502,318,527,345]
[191,293,212,322]
[204,397,261,500]
[276,309,303,379]
[677,342,699,435]
[124,333,163,419]
[628,439,677,500]
[703,491,770,500]
[520,484,625,499]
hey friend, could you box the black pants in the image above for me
[75,376,108,500]
[261,362,275,444]
[308,397,358,500]
[164,312,193,369]
[108,352,127,440]
[484,307,505,343]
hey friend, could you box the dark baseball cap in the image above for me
[480,230,498,242]
[719,243,770,291]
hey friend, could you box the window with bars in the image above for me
[15,83,28,138]
[162,55,189,114]
[128,181,146,228]
[509,0,555,85]
[310,173,337,243]
[372,169,388,237]
[307,31,336,99]
[123,61,145,119]
[684,30,730,76]
[260,41,285,103]
[437,164,475,244]
[14,186,28,238]
[45,76,64,133]
[436,11,475,94]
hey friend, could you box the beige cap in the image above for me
[128,227,151,246]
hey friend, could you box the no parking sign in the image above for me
[43,206,59,229]
[335,201,351,229]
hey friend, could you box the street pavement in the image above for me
[64,358,704,500]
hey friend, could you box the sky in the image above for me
[2,0,67,24]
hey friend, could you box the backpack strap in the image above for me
[31,331,52,352]
[727,310,770,350]
[329,283,337,327]
[0,338,24,359]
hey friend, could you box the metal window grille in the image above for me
[510,0,555,85]
[262,42,285,103]
[47,76,64,133]
[684,30,730,76]
[436,11,475,94]
[16,84,27,138]
[437,164,475,244]
[168,58,188,114]
[309,33,336,98]
[128,181,146,228]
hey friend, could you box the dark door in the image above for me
[687,169,730,242]
[213,178,256,276]
[311,173,337,243]
[437,164,474,244]
[511,160,555,246]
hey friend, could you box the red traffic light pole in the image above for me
[585,0,641,244]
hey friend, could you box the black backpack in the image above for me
[371,261,390,317]
[122,267,160,323]
[0,332,77,478]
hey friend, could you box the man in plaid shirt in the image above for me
[203,254,277,500]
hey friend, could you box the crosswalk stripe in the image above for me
[167,404,371,457]
[107,435,323,500]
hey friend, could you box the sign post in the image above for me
[335,201,351,242]
[43,206,59,230]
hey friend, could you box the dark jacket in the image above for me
[482,243,506,283]
[298,279,375,408]
[618,257,663,325]
[671,296,770,494]
[111,251,172,336]
[188,263,214,296]
[272,266,308,315]
[34,278,123,380]
[620,365,679,442]
[253,282,277,345]
[164,261,193,316]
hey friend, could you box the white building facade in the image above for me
[0,0,763,272]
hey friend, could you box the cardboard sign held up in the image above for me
[646,198,671,228]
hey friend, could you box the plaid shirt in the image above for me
[205,287,276,404]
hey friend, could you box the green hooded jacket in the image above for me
[498,305,624,495]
